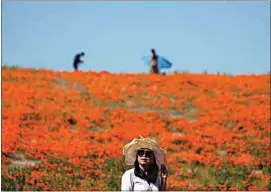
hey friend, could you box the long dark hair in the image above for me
[134,151,159,184]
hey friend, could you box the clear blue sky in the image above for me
[2,1,270,74]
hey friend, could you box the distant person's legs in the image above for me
[153,65,160,74]
[150,65,155,74]
[73,62,78,72]
[155,66,160,74]
[150,65,160,74]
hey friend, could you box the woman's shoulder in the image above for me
[123,168,135,176]
[122,168,135,181]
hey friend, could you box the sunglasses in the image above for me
[138,149,153,157]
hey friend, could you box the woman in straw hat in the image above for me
[121,136,168,191]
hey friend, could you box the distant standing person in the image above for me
[150,49,160,74]
[73,52,85,71]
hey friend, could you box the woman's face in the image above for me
[137,148,154,166]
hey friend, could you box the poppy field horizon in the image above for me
[2,68,270,191]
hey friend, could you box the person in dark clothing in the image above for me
[73,52,85,71]
[150,49,160,74]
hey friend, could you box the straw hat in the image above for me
[123,136,167,169]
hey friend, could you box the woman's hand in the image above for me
[160,164,168,191]
[160,164,168,179]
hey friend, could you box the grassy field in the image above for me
[1,68,270,191]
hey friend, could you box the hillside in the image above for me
[2,68,270,191]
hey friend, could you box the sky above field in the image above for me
[2,1,270,74]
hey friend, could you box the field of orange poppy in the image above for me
[1,68,270,191]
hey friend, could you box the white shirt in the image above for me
[121,168,161,191]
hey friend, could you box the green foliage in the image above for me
[2,64,21,69]
[102,157,130,190]
[2,167,30,191]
